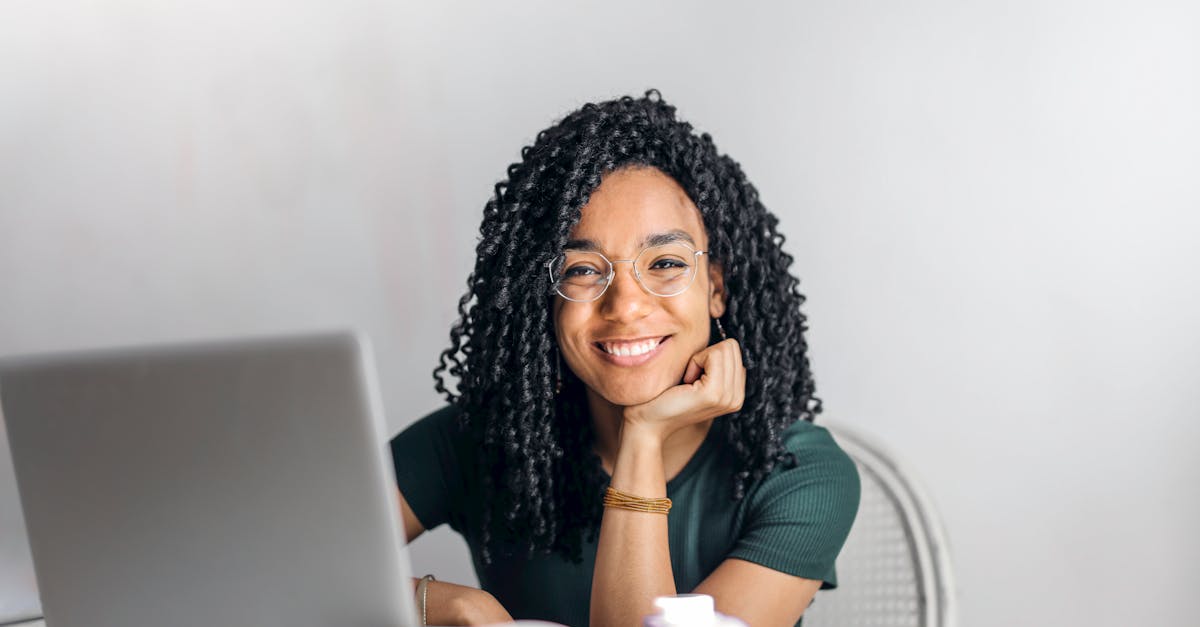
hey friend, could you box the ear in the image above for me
[707,259,727,319]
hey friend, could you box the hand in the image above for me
[420,579,514,626]
[622,338,746,443]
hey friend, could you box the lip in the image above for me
[594,335,667,343]
[592,335,671,367]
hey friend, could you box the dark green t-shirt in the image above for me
[390,404,860,626]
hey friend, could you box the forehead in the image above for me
[567,167,707,255]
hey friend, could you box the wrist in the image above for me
[619,412,667,448]
[611,421,667,497]
[415,574,435,625]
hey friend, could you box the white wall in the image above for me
[2,1,1197,626]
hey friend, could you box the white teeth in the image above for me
[602,338,661,356]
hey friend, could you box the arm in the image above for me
[390,407,514,625]
[593,471,824,627]
[398,490,513,625]
[590,339,745,627]
[693,559,822,627]
[418,578,513,626]
[589,424,677,626]
[696,420,861,626]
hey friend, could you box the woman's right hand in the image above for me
[622,338,746,443]
[419,578,514,626]
[400,492,512,624]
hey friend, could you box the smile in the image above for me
[592,336,671,366]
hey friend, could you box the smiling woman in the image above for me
[389,90,861,627]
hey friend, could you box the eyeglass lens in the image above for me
[550,243,698,301]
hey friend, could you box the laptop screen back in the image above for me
[0,407,41,624]
[0,332,417,627]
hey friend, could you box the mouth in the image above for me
[592,335,672,367]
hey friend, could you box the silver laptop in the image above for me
[0,331,418,627]
[0,408,41,626]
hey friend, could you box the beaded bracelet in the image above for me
[603,486,672,514]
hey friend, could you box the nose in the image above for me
[597,260,654,321]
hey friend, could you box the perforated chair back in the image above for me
[802,422,957,627]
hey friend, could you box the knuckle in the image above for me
[705,386,722,405]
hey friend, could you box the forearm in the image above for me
[413,577,513,626]
[590,425,676,627]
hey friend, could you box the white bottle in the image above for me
[643,593,748,627]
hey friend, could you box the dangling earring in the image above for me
[555,348,563,394]
[714,317,728,341]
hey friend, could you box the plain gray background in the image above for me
[2,1,1197,626]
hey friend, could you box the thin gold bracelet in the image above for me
[416,574,435,625]
[603,486,672,514]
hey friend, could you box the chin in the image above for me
[596,379,672,407]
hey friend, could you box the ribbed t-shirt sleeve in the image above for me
[727,423,861,589]
[388,404,472,534]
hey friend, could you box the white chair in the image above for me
[803,422,958,627]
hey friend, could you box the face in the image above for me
[552,166,726,407]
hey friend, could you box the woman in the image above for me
[390,90,860,627]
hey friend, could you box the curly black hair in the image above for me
[432,89,821,565]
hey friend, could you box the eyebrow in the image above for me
[564,229,696,253]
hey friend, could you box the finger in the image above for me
[724,341,737,409]
[729,338,744,370]
[682,351,705,385]
[724,338,734,403]
[731,342,746,412]
[683,344,717,385]
[704,340,727,408]
[719,340,742,412]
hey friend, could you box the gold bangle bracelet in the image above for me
[416,574,435,626]
[603,486,672,514]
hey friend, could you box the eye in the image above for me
[650,259,688,270]
[564,265,602,278]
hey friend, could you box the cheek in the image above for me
[552,308,590,361]
[670,299,712,338]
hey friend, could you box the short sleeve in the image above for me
[726,422,861,589]
[388,404,474,534]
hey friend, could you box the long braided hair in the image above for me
[432,89,821,565]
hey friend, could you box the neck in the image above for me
[586,388,714,481]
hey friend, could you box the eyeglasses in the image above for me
[546,241,709,303]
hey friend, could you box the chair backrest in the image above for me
[802,421,957,627]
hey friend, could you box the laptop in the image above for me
[0,408,41,626]
[0,331,418,627]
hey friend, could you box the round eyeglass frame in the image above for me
[545,243,710,303]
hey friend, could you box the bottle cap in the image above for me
[653,594,717,626]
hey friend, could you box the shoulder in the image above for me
[390,403,466,445]
[745,418,861,524]
[779,419,859,477]
[388,403,478,532]
[725,418,862,585]
[410,402,464,428]
[388,403,476,481]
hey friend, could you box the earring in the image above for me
[714,317,727,341]
[555,348,563,394]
